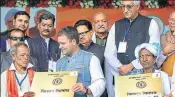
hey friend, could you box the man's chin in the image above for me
[96,30,107,33]
[124,15,131,19]
[61,51,67,55]
[42,32,51,35]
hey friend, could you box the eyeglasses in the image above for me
[121,4,135,10]
[169,18,175,22]
[78,30,90,36]
[9,36,25,41]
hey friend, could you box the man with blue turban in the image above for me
[134,43,171,96]
[1,9,19,38]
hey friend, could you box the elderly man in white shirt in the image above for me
[56,26,105,97]
[1,42,35,97]
[134,43,171,96]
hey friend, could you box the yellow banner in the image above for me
[115,73,163,97]
[31,71,78,97]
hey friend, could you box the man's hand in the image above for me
[119,63,134,75]
[72,83,86,93]
[163,43,175,55]
[23,92,35,97]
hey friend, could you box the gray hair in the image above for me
[10,42,29,56]
[120,0,141,5]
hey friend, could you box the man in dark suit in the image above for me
[29,9,56,38]
[74,20,107,97]
[1,29,38,73]
[74,20,105,71]
[27,11,61,72]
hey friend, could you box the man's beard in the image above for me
[141,61,153,69]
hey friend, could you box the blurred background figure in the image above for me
[1,9,19,38]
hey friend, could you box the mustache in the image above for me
[97,25,105,29]
[42,29,50,33]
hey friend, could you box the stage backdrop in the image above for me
[1,7,174,41]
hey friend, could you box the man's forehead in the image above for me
[40,19,53,24]
[58,34,69,40]
[11,31,24,36]
[94,13,107,20]
[16,45,29,52]
[140,48,152,55]
[15,15,29,20]
[77,25,88,31]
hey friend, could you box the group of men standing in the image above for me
[1,0,175,97]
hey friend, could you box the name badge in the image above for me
[48,60,56,72]
[118,42,127,53]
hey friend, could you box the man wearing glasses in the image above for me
[1,29,38,73]
[74,20,107,97]
[74,20,105,73]
[105,1,160,97]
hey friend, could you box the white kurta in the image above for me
[104,19,161,97]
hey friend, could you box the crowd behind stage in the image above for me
[1,1,175,97]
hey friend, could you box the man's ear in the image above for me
[11,54,15,61]
[137,4,140,10]
[37,23,40,29]
[7,39,10,44]
[90,30,93,37]
[72,39,77,45]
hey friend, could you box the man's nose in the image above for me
[124,7,129,13]
[17,39,20,42]
[79,35,84,39]
[142,56,148,61]
[24,55,29,60]
[21,21,25,26]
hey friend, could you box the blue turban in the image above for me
[135,43,159,59]
[5,9,19,22]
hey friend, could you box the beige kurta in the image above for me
[161,31,175,48]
